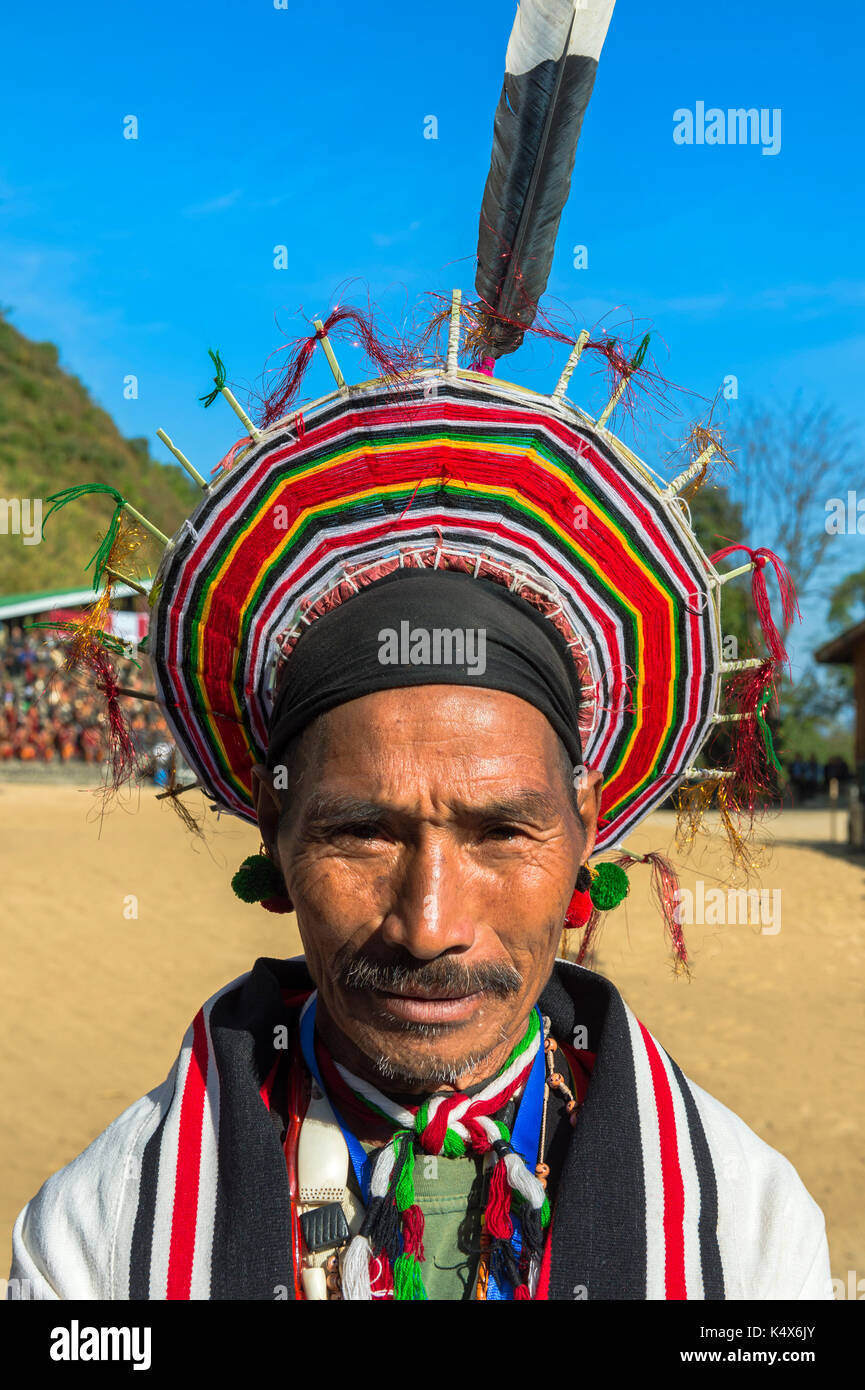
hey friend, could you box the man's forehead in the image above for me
[298,785,568,826]
[309,685,564,758]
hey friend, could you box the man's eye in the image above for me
[334,822,386,841]
[484,824,525,841]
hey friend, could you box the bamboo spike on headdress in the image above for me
[156,429,208,489]
[313,319,347,390]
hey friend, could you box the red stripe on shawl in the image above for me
[558,1041,596,1104]
[637,1021,687,1300]
[166,1009,209,1300]
[535,1208,554,1300]
[259,1058,280,1110]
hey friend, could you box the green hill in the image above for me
[0,311,198,596]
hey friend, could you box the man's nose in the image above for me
[380,840,476,959]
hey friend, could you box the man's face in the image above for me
[253,686,601,1091]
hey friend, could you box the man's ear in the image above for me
[250,763,282,856]
[576,767,604,861]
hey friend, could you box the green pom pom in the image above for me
[231,853,283,904]
[589,861,630,912]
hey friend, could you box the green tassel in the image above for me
[394,1141,416,1212]
[393,1253,428,1301]
[43,484,127,589]
[756,686,783,774]
[589,861,630,911]
[199,348,227,408]
[231,853,284,904]
[630,333,651,371]
[442,1130,465,1157]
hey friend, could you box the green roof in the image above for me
[0,579,152,621]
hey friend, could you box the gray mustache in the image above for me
[339,954,523,999]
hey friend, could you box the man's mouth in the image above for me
[370,985,484,1023]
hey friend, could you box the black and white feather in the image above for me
[475,0,616,359]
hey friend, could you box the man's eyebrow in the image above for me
[300,794,392,827]
[298,789,563,828]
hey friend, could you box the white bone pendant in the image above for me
[298,1083,368,1282]
[297,1084,351,1203]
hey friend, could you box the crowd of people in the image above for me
[0,620,176,780]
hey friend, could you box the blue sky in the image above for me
[1,0,863,668]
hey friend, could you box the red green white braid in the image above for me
[333,1009,549,1301]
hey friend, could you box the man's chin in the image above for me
[360,1040,500,1090]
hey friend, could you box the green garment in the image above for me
[356,1142,488,1300]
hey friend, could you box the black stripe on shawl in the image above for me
[128,1119,162,1299]
[539,961,648,1300]
[206,962,310,1300]
[667,1054,725,1300]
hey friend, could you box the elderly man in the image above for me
[8,567,832,1301]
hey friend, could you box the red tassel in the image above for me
[369,1251,394,1299]
[722,659,782,816]
[259,305,421,427]
[710,545,800,668]
[260,896,293,914]
[514,1283,532,1299]
[614,852,688,969]
[401,1204,425,1261]
[484,1157,514,1240]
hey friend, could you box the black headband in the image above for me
[266,569,583,769]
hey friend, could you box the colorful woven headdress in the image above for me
[38,0,797,969]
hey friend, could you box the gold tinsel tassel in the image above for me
[63,519,147,667]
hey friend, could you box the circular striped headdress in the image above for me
[149,360,720,857]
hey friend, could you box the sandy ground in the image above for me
[1,779,863,1294]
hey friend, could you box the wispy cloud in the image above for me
[754,280,865,312]
[182,188,244,218]
[549,279,865,326]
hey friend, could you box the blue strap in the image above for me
[298,995,372,1200]
[509,1007,546,1166]
[486,1007,546,1301]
